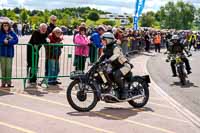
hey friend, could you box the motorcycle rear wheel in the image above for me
[128,77,149,108]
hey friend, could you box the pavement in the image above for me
[0,36,200,133]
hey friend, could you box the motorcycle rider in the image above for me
[167,35,192,77]
[99,32,133,100]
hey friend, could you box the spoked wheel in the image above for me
[66,80,98,112]
[177,66,187,85]
[128,77,149,108]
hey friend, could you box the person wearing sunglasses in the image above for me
[0,22,18,88]
[47,15,57,35]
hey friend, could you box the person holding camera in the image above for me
[0,22,18,87]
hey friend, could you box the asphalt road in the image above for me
[147,50,200,118]
[0,36,199,133]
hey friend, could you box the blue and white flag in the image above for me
[134,0,146,30]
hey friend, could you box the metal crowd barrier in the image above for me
[28,44,96,88]
[1,42,142,88]
[0,44,35,88]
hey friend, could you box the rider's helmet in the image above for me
[171,35,179,44]
[171,35,179,40]
[101,32,116,45]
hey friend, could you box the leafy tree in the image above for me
[20,9,28,23]
[87,11,100,22]
[159,1,195,29]
[7,10,17,21]
[13,7,21,14]
[140,11,156,27]
[103,20,116,26]
[193,8,200,30]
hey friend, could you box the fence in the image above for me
[35,44,92,87]
[0,42,144,89]
[0,43,96,88]
[0,44,35,88]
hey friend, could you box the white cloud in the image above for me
[1,0,200,14]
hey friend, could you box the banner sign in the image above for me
[134,0,146,30]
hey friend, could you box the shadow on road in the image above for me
[67,107,154,120]
[170,81,199,88]
[45,85,64,93]
[24,85,63,96]
[24,88,48,96]
[0,88,14,96]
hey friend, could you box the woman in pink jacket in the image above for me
[74,26,90,71]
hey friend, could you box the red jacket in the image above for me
[45,33,63,60]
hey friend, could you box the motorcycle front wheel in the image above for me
[177,65,187,85]
[66,80,98,112]
[128,77,149,108]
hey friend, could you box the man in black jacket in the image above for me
[167,35,192,77]
[27,23,48,84]
[47,15,57,35]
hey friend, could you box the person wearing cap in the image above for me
[89,25,105,63]
[99,32,133,100]
[0,22,18,87]
[45,27,63,85]
[107,25,113,33]
[74,26,90,71]
[27,23,48,84]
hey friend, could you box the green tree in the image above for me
[13,7,21,14]
[103,20,116,26]
[193,8,200,30]
[7,10,17,21]
[159,1,195,29]
[87,11,100,22]
[20,9,28,23]
[140,11,156,27]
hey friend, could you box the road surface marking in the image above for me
[144,54,200,128]
[0,89,181,133]
[0,102,114,133]
[0,121,36,133]
[104,103,190,124]
[58,92,173,109]
[0,89,189,124]
[58,92,187,123]
[148,102,174,109]
[94,112,176,133]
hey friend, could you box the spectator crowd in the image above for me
[1,14,200,87]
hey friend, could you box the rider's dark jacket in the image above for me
[99,41,132,75]
[168,41,187,55]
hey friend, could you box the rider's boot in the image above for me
[120,88,128,100]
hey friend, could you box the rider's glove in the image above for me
[166,59,170,62]
[102,59,111,65]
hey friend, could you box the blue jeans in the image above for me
[47,59,59,83]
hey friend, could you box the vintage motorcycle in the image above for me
[66,61,150,112]
[167,53,191,85]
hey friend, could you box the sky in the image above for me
[0,0,200,14]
